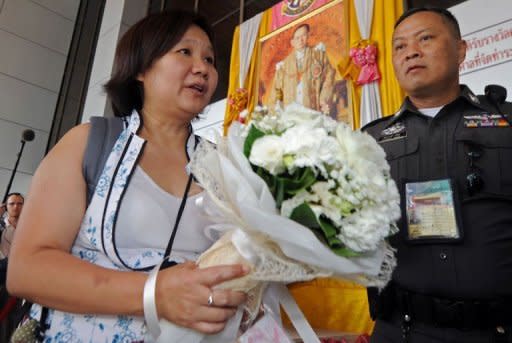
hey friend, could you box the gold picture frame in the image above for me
[257,0,351,126]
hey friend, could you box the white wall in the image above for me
[80,0,226,140]
[0,0,79,197]
[452,0,512,100]
[82,0,148,123]
[193,98,227,142]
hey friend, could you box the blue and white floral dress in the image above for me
[30,110,214,343]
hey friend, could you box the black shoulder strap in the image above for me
[83,116,124,206]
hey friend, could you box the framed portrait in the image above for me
[257,0,351,126]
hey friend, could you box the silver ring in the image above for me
[207,293,214,306]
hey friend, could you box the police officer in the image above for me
[363,7,512,343]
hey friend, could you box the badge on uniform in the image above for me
[403,179,463,243]
[463,113,510,128]
[468,92,480,104]
[379,122,406,142]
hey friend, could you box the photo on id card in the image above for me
[403,178,463,243]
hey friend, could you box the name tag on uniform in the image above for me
[379,122,406,142]
[404,179,462,242]
[463,113,510,128]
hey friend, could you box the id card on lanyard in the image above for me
[402,178,463,243]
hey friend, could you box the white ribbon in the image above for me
[143,258,242,343]
[239,13,263,88]
[272,284,320,343]
[144,259,320,343]
[143,260,163,340]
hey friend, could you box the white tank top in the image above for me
[115,166,212,264]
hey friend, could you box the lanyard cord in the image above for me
[160,135,199,270]
[161,172,193,268]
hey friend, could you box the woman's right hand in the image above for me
[156,261,249,334]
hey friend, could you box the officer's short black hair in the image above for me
[395,7,462,39]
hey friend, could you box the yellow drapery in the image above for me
[223,12,271,135]
[222,0,404,335]
[345,0,405,129]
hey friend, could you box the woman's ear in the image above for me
[136,73,144,82]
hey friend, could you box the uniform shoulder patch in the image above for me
[361,115,393,131]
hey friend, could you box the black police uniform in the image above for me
[363,85,512,343]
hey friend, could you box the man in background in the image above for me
[0,193,24,341]
[363,7,512,342]
[0,193,24,258]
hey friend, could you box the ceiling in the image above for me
[161,0,466,102]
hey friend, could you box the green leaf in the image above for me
[329,245,362,258]
[289,203,320,229]
[253,167,317,209]
[317,215,338,240]
[318,216,362,257]
[289,203,362,258]
[243,125,266,158]
[255,166,277,197]
[280,168,317,195]
[271,168,318,208]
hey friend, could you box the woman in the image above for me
[7,10,248,342]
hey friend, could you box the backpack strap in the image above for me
[32,116,125,341]
[83,116,125,207]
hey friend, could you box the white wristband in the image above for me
[143,260,164,340]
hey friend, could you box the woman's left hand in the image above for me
[155,261,249,334]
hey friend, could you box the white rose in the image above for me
[249,135,285,175]
[338,212,385,252]
[280,103,324,128]
[281,126,339,174]
[336,125,387,172]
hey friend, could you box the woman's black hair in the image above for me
[104,10,216,117]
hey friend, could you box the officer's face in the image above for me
[391,11,466,99]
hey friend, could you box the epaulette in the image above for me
[361,115,394,131]
[475,94,512,108]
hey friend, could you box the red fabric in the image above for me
[0,296,18,322]
[355,333,370,343]
[319,333,370,343]
[320,338,348,343]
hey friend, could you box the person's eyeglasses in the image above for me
[466,145,484,196]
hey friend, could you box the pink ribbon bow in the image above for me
[349,44,381,85]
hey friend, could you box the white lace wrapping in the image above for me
[150,123,397,343]
[189,125,396,289]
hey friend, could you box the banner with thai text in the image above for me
[452,0,512,99]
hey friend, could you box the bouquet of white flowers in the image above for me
[246,104,400,256]
[148,104,400,343]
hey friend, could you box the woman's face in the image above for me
[138,25,218,120]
